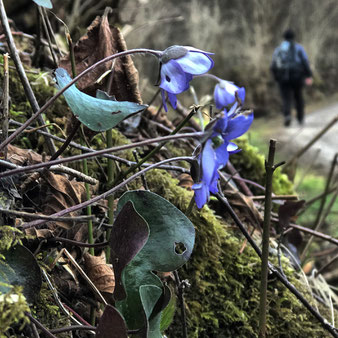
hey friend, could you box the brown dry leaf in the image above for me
[7,144,48,165]
[25,228,54,239]
[178,173,194,190]
[84,251,115,294]
[60,10,142,104]
[40,171,87,230]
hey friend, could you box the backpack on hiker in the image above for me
[272,41,305,83]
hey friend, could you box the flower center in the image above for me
[160,45,188,64]
[211,135,224,149]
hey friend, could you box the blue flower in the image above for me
[192,104,254,208]
[159,46,214,111]
[214,79,245,109]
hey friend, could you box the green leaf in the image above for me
[32,0,53,8]
[0,245,41,303]
[54,68,147,132]
[113,191,195,336]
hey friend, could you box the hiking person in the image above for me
[271,29,313,126]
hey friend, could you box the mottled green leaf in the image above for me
[0,245,41,303]
[54,68,147,132]
[32,0,53,8]
[114,190,195,336]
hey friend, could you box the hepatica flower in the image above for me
[159,45,214,111]
[214,79,245,110]
[192,104,254,208]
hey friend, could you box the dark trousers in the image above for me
[278,81,305,123]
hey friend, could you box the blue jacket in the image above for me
[271,40,312,83]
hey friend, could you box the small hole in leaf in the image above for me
[175,242,186,255]
[166,75,171,82]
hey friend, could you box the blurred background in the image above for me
[4,0,338,115]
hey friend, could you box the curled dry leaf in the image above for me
[7,144,48,165]
[178,173,194,190]
[60,10,142,103]
[40,171,87,230]
[84,251,115,294]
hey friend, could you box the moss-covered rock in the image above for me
[145,170,336,337]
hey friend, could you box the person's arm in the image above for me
[298,44,312,78]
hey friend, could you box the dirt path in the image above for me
[251,103,338,172]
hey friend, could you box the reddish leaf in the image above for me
[96,305,128,338]
[109,201,149,301]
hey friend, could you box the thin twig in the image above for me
[52,237,108,248]
[0,52,9,159]
[0,159,98,185]
[41,268,85,327]
[0,208,94,221]
[215,193,338,337]
[0,132,202,179]
[22,156,193,229]
[38,6,57,67]
[0,0,56,154]
[9,119,189,173]
[301,154,337,261]
[25,313,57,338]
[62,248,107,305]
[283,116,338,170]
[49,325,96,334]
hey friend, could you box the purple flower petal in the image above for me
[237,87,246,104]
[225,112,254,141]
[214,141,229,168]
[160,60,190,94]
[160,89,169,112]
[214,83,236,109]
[176,51,214,75]
[201,139,217,186]
[227,142,238,152]
[212,113,228,135]
[167,91,177,109]
[209,170,219,194]
[192,182,210,209]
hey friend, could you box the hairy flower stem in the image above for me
[0,132,202,179]
[216,192,338,338]
[22,156,193,229]
[0,47,162,151]
[105,128,115,261]
[68,33,95,256]
[258,139,279,338]
[115,106,198,184]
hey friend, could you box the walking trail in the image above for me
[251,102,338,172]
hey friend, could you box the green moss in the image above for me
[0,227,24,252]
[0,286,30,336]
[145,170,336,337]
[232,136,294,196]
